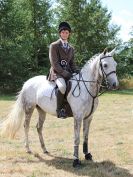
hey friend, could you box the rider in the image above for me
[48,22,78,119]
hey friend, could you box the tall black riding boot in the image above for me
[56,89,67,119]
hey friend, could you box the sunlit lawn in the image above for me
[0,90,133,177]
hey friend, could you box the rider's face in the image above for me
[60,30,70,40]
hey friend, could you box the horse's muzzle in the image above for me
[109,81,119,90]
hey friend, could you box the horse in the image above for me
[0,48,119,167]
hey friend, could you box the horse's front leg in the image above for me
[73,117,82,167]
[83,116,93,161]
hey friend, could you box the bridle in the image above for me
[70,55,117,119]
[100,56,116,87]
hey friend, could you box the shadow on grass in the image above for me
[13,153,133,177]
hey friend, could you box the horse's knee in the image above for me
[74,137,80,146]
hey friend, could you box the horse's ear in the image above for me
[109,48,116,56]
[103,48,108,55]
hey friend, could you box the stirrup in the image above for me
[57,108,67,119]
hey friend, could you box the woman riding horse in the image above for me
[48,22,79,119]
[0,48,119,167]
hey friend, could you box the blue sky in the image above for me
[101,0,133,41]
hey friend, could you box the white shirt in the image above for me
[60,38,70,49]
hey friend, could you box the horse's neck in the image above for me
[81,57,102,95]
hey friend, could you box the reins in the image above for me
[70,55,116,119]
[71,72,100,98]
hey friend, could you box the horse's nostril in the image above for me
[113,82,116,88]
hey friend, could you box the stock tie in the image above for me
[63,43,68,52]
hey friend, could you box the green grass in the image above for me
[107,89,133,95]
[0,94,16,100]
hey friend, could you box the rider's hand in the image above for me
[65,72,72,80]
[74,69,80,74]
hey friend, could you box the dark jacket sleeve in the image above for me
[69,48,78,72]
[49,43,70,78]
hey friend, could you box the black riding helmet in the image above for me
[58,22,71,33]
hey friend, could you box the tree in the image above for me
[30,0,52,68]
[55,0,120,65]
[0,0,52,93]
[116,27,133,78]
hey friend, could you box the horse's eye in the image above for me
[103,63,108,68]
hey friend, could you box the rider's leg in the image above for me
[55,78,67,118]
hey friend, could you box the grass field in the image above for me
[0,90,133,177]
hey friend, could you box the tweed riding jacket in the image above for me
[48,39,77,81]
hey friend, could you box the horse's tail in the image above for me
[0,90,24,138]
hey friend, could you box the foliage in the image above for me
[115,27,133,78]
[0,0,132,93]
[0,0,52,93]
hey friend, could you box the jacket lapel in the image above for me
[58,40,67,54]
[58,39,71,54]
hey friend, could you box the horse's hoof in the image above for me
[73,159,81,168]
[85,153,92,160]
[44,150,49,154]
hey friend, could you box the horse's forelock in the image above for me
[103,48,108,55]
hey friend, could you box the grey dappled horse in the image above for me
[0,49,119,167]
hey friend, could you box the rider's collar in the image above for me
[60,38,68,46]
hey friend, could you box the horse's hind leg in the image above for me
[24,106,34,153]
[36,106,48,153]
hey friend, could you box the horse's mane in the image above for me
[88,53,100,63]
[82,53,100,70]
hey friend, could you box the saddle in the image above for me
[55,81,73,117]
[43,80,72,118]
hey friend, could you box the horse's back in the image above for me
[23,75,47,89]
